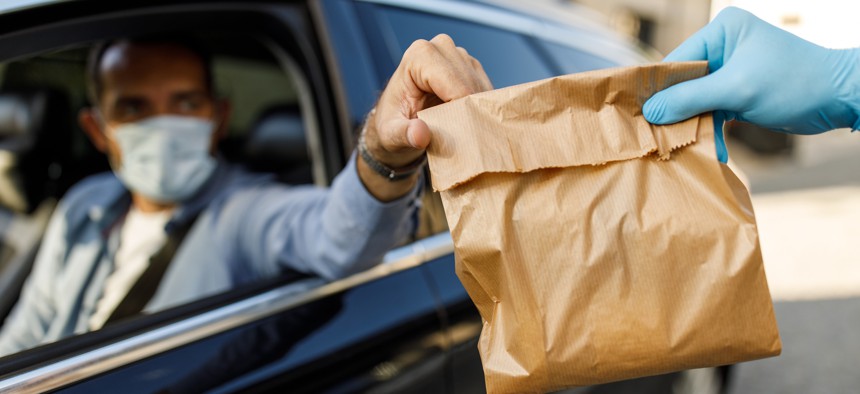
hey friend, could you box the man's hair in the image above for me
[85,33,214,105]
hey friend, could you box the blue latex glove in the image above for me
[643,7,860,162]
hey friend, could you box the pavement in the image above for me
[725,129,860,394]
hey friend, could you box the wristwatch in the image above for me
[357,123,426,182]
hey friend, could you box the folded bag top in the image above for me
[422,62,709,192]
[419,62,781,394]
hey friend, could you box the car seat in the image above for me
[240,104,313,185]
[0,90,71,326]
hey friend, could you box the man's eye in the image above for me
[178,98,202,112]
[118,103,141,117]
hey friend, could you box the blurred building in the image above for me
[711,0,860,49]
[571,0,860,54]
[568,0,712,56]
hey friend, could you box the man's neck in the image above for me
[131,193,176,213]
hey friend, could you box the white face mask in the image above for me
[110,115,217,203]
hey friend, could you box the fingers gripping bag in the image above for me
[417,62,781,393]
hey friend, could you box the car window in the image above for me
[371,5,556,89]
[0,33,308,358]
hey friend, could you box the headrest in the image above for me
[0,90,70,213]
[243,104,312,184]
[0,93,49,152]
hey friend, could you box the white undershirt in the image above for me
[89,207,171,331]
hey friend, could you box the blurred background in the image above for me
[543,0,860,392]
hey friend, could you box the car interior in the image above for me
[0,89,71,326]
[0,31,310,336]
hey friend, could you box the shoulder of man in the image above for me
[54,172,126,222]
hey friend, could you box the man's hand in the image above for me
[643,7,860,137]
[358,34,492,201]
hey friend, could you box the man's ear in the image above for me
[79,108,108,153]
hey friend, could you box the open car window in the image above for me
[0,31,316,360]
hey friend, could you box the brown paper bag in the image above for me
[418,62,781,393]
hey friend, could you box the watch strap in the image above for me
[358,127,426,181]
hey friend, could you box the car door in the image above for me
[321,2,730,394]
[0,1,453,393]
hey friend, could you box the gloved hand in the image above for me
[643,7,860,161]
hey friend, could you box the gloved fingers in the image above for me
[643,69,737,125]
[643,76,731,162]
[663,7,756,69]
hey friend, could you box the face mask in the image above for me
[110,115,217,203]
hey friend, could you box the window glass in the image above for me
[376,6,556,89]
[368,6,559,240]
[537,41,618,74]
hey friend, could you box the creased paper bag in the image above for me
[418,62,781,393]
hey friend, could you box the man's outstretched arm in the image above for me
[220,35,492,282]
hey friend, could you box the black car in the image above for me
[0,0,729,392]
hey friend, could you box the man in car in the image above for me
[0,33,492,355]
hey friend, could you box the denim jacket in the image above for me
[0,155,420,355]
